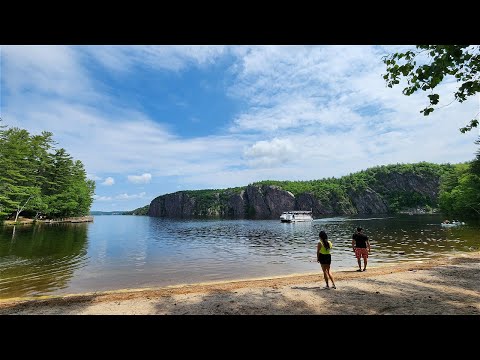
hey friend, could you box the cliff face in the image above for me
[147,172,442,219]
[147,191,195,218]
[295,192,357,216]
[374,172,440,199]
[245,185,296,219]
[349,188,389,215]
[147,185,296,219]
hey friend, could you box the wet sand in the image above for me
[1,251,479,315]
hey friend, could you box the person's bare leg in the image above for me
[363,256,368,271]
[321,264,329,287]
[326,265,336,288]
[357,257,362,271]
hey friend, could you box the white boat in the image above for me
[280,210,313,223]
[441,221,465,227]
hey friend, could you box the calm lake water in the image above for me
[0,214,479,299]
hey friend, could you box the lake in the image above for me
[0,214,478,299]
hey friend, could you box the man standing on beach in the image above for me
[352,227,371,271]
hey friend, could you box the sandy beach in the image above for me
[1,251,479,315]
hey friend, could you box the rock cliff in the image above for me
[147,170,442,219]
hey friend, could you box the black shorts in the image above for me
[318,253,331,265]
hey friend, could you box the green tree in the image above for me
[0,127,41,220]
[439,160,480,217]
[0,120,95,220]
[44,149,94,218]
[69,160,95,216]
[383,45,480,133]
[470,137,480,176]
[124,204,150,215]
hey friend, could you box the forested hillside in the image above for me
[146,162,460,219]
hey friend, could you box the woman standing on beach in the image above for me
[317,230,336,289]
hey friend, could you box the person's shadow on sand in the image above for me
[290,286,325,291]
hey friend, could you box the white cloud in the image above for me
[102,177,115,186]
[127,173,152,184]
[230,98,363,133]
[93,195,112,201]
[82,45,227,73]
[1,45,99,102]
[244,138,299,167]
[94,192,146,202]
[87,174,102,181]
[116,192,146,200]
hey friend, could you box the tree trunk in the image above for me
[14,195,33,222]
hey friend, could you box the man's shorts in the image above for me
[355,248,368,259]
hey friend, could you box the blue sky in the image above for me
[1,45,479,211]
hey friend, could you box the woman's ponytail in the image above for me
[319,230,330,249]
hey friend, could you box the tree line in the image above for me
[0,121,95,221]
[438,138,480,217]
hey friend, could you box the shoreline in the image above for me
[1,251,479,315]
[2,216,93,226]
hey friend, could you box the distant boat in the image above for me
[280,210,313,223]
[441,221,465,227]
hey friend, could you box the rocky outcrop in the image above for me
[226,190,247,219]
[296,192,358,216]
[147,171,443,219]
[349,188,389,214]
[147,192,196,218]
[245,185,296,219]
[372,172,440,201]
[148,185,297,219]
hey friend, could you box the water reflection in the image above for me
[0,214,478,299]
[0,223,89,298]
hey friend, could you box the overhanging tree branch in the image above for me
[383,45,480,133]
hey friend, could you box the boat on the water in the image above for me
[441,221,465,227]
[280,210,313,223]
